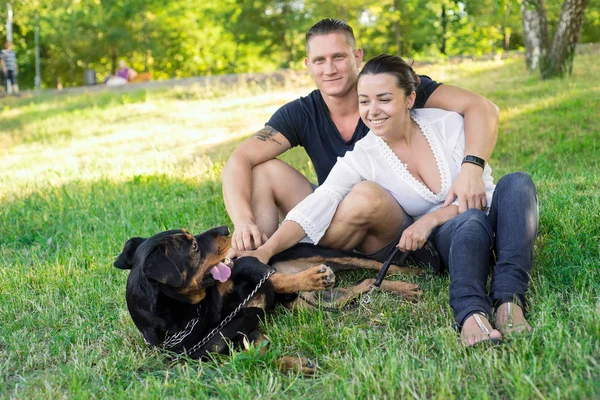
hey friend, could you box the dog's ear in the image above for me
[143,246,184,287]
[114,237,147,270]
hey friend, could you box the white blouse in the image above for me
[285,108,496,245]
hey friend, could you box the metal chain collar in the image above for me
[158,269,276,357]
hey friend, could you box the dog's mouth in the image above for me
[207,257,233,283]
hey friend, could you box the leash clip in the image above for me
[361,284,378,305]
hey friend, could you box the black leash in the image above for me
[361,248,411,305]
[373,248,411,288]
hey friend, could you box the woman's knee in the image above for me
[497,172,537,194]
[454,209,493,243]
[339,182,396,221]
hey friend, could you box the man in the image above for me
[222,19,498,261]
[1,41,19,95]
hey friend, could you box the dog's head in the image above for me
[114,225,232,304]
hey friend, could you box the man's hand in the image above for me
[231,221,269,252]
[398,218,435,252]
[443,163,486,213]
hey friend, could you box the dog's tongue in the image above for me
[210,262,231,282]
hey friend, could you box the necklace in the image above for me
[401,120,418,167]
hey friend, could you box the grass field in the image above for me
[1,53,599,399]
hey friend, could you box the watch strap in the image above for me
[462,155,486,169]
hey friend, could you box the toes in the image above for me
[312,265,335,289]
[300,357,316,376]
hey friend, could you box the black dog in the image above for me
[114,226,421,374]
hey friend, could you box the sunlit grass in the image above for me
[1,53,599,398]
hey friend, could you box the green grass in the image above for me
[1,54,599,399]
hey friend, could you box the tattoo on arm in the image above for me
[253,127,282,145]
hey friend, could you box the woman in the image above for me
[235,54,538,346]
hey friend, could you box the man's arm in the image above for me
[221,126,292,251]
[424,84,499,212]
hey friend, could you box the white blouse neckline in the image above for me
[373,112,451,203]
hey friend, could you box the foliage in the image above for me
[0,0,598,88]
[1,53,599,398]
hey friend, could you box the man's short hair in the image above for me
[306,18,356,52]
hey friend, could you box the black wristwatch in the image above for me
[462,155,486,169]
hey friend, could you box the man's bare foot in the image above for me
[495,302,532,336]
[460,313,503,346]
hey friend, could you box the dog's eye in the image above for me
[191,241,198,251]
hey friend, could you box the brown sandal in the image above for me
[495,302,532,336]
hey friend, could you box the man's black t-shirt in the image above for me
[267,75,442,185]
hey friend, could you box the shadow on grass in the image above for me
[0,89,149,146]
[0,175,230,254]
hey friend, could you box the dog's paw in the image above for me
[299,265,335,291]
[384,280,423,302]
[277,355,316,376]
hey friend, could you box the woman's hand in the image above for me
[398,217,436,252]
[227,246,272,265]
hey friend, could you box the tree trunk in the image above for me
[440,4,447,55]
[111,49,117,75]
[503,27,511,51]
[541,0,589,79]
[521,0,549,71]
[393,0,401,56]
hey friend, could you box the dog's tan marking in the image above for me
[246,293,267,309]
[181,229,194,241]
[277,355,315,376]
[272,256,423,276]
[217,280,234,297]
[298,278,422,306]
[176,287,207,304]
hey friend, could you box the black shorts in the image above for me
[355,212,443,274]
[3,70,17,86]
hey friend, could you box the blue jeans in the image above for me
[428,172,538,327]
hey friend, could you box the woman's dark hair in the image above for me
[358,54,420,96]
[306,18,356,50]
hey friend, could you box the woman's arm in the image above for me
[425,85,499,212]
[249,220,307,264]
[398,205,458,252]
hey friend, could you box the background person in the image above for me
[105,60,137,86]
[1,41,19,95]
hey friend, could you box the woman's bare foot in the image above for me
[495,302,532,335]
[460,313,503,346]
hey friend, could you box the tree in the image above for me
[521,0,590,79]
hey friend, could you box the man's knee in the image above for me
[251,159,284,189]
